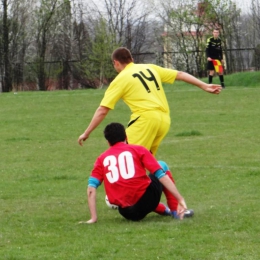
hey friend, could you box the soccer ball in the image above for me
[105,195,118,210]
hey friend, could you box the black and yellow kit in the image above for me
[206,36,225,87]
[206,37,223,60]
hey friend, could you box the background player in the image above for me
[206,28,225,88]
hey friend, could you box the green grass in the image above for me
[1,74,260,259]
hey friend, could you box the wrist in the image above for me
[178,197,184,202]
[199,82,208,91]
[84,130,90,137]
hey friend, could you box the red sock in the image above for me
[154,202,168,215]
[163,170,178,211]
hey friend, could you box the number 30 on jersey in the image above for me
[103,151,135,183]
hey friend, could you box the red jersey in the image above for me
[90,142,161,207]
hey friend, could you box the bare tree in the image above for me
[1,0,12,92]
[157,0,208,75]
[1,0,259,92]
[8,0,36,91]
[99,0,152,58]
[49,0,73,89]
[202,0,242,72]
[250,0,260,42]
[156,0,244,74]
[249,0,260,69]
[33,0,61,90]
[70,0,152,87]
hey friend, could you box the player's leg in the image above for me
[126,116,158,152]
[126,111,168,155]
[118,174,163,221]
[154,202,171,216]
[218,73,225,88]
[158,160,194,218]
[207,61,215,83]
[149,112,170,156]
[150,174,171,216]
[158,161,178,212]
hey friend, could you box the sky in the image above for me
[234,0,250,13]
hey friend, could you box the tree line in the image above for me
[0,0,260,92]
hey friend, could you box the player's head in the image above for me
[213,28,220,38]
[112,47,133,64]
[104,122,127,146]
[111,47,133,66]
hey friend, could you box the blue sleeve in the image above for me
[88,176,101,188]
[157,160,170,172]
[154,168,166,179]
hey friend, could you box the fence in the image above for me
[1,48,259,91]
[134,48,259,76]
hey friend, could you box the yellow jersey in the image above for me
[100,62,178,115]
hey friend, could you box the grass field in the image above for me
[1,74,260,259]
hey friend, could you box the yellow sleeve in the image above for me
[100,81,123,110]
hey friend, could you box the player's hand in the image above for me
[78,133,89,146]
[176,198,187,220]
[207,57,212,61]
[205,84,222,94]
[78,218,97,224]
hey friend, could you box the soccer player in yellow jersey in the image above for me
[78,47,222,155]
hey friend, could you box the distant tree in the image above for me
[158,0,208,75]
[9,0,35,91]
[84,0,151,62]
[84,18,119,88]
[250,0,260,41]
[1,0,12,92]
[200,0,242,72]
[252,44,260,70]
[1,0,259,92]
[157,0,242,74]
[33,0,61,90]
[49,0,73,89]
[104,0,151,57]
[72,0,151,87]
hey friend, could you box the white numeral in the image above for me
[104,151,135,183]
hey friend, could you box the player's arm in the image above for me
[153,169,187,220]
[175,71,222,94]
[220,40,224,62]
[87,175,102,223]
[86,186,97,223]
[79,176,101,224]
[78,106,110,146]
[206,39,212,60]
[143,150,188,220]
[78,186,98,224]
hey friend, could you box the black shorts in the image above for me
[118,174,162,221]
[207,60,215,70]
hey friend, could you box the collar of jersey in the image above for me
[125,62,134,69]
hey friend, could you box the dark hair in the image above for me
[111,47,133,64]
[104,122,127,146]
